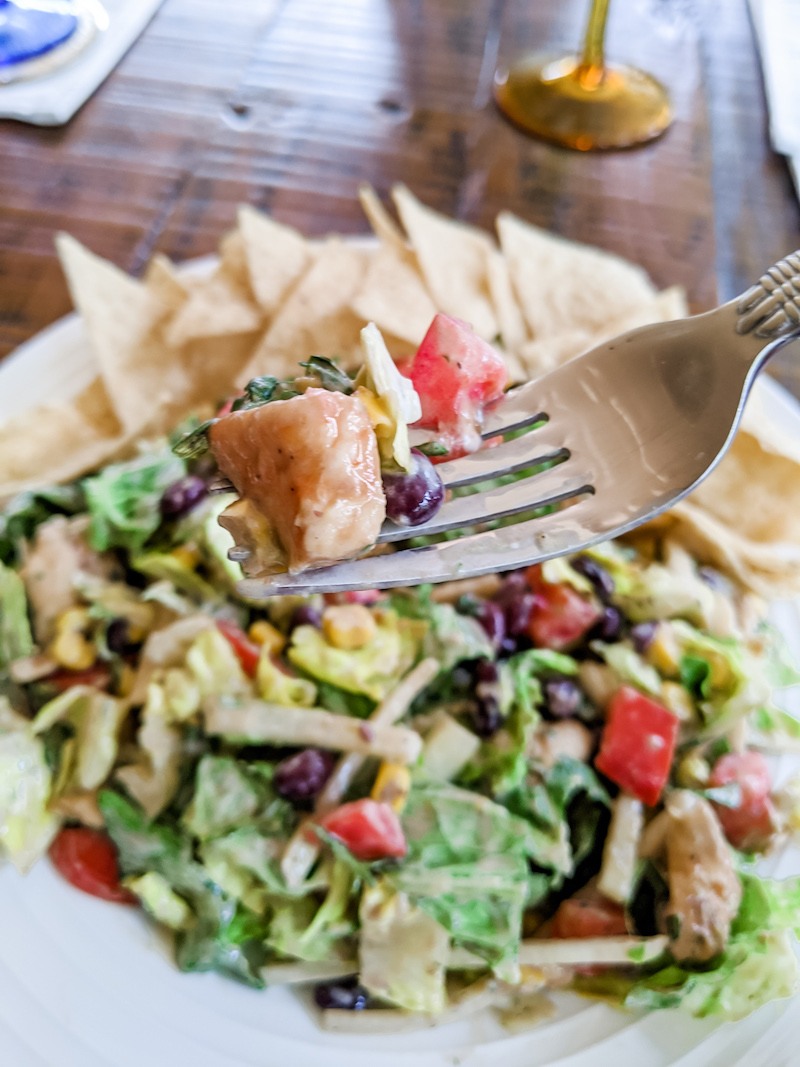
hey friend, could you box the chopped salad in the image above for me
[2,315,800,1031]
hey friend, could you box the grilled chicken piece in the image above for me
[20,515,115,644]
[664,789,742,962]
[210,388,386,575]
[529,720,593,770]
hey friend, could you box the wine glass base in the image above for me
[0,0,101,86]
[494,53,673,151]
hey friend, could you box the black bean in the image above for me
[105,617,130,655]
[544,677,583,719]
[475,600,506,646]
[472,694,502,737]
[474,657,499,684]
[631,621,658,654]
[160,475,208,517]
[289,604,323,631]
[314,978,368,1011]
[382,450,445,526]
[503,592,536,636]
[274,749,335,803]
[571,555,615,601]
[595,604,624,641]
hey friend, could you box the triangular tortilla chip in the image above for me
[237,204,312,316]
[237,239,371,384]
[351,242,437,345]
[56,234,190,435]
[359,184,409,255]
[486,248,528,363]
[144,254,189,319]
[0,379,126,499]
[164,268,262,347]
[496,212,657,339]
[391,185,499,341]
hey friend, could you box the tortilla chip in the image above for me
[351,242,437,345]
[515,286,688,378]
[0,381,127,499]
[238,204,312,315]
[391,185,499,342]
[56,234,191,435]
[181,332,261,409]
[237,238,371,384]
[486,248,528,367]
[636,502,800,600]
[164,243,262,347]
[359,184,409,255]
[144,254,190,319]
[496,212,657,340]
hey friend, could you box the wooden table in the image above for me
[0,0,798,387]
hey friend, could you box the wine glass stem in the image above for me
[579,0,611,82]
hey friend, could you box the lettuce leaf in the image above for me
[181,756,294,841]
[0,561,33,671]
[356,322,421,473]
[0,484,85,568]
[0,699,60,872]
[83,447,185,553]
[267,858,355,962]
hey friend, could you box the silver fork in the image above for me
[234,253,800,599]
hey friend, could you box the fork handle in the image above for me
[735,251,800,339]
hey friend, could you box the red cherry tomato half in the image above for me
[595,686,679,807]
[525,567,601,651]
[216,618,261,677]
[709,751,776,851]
[49,827,137,904]
[49,664,112,693]
[320,799,407,861]
[551,895,628,939]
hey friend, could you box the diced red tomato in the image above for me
[324,589,383,606]
[49,827,137,904]
[216,393,244,418]
[320,798,407,861]
[595,686,679,806]
[709,751,776,851]
[525,566,601,650]
[216,619,261,678]
[407,314,508,460]
[551,895,628,939]
[49,664,112,693]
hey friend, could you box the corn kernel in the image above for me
[115,664,137,698]
[322,604,377,650]
[56,607,92,634]
[50,629,95,671]
[675,752,710,789]
[646,622,682,678]
[248,619,286,656]
[371,762,411,812]
[661,681,696,722]
[170,544,202,570]
[355,386,392,431]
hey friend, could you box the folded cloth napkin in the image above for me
[0,0,164,126]
[748,0,800,200]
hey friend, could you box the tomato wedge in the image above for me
[49,827,136,904]
[594,686,679,806]
[551,895,628,939]
[709,751,776,851]
[525,566,601,650]
[49,664,112,693]
[320,799,407,861]
[216,618,261,677]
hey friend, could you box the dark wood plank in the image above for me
[0,0,797,400]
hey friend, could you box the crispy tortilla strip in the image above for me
[56,234,190,435]
[496,212,657,340]
[391,185,499,342]
[351,241,437,345]
[237,204,312,315]
[236,238,371,383]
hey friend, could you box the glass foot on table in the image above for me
[494,53,673,151]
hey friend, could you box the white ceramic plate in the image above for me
[2,287,800,1066]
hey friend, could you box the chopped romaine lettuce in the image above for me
[268,859,355,963]
[0,560,33,670]
[32,686,127,792]
[0,483,85,567]
[125,871,194,930]
[131,552,221,604]
[186,628,250,698]
[182,756,294,841]
[83,447,185,553]
[288,610,424,701]
[0,698,60,872]
[359,879,448,1013]
[591,640,662,696]
[257,651,317,707]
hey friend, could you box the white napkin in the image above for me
[0,0,164,126]
[748,0,800,200]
